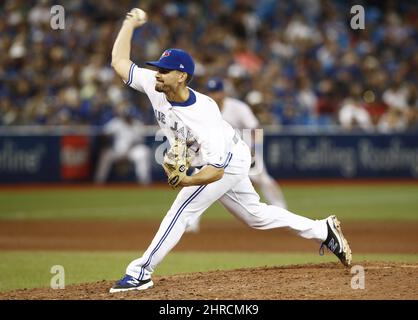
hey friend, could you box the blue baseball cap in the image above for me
[206,78,224,92]
[146,48,195,76]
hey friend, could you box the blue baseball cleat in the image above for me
[109,275,153,293]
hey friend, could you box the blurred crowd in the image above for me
[1,0,417,132]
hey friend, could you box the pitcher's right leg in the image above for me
[219,177,352,266]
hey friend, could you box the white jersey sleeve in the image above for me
[124,63,157,96]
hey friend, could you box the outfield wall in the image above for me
[264,133,418,179]
[0,126,417,183]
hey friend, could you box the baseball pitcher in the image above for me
[109,8,352,293]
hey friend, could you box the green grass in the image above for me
[0,184,417,221]
[0,189,174,220]
[283,184,418,220]
[0,251,417,293]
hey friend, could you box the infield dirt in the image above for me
[1,220,417,253]
[1,262,417,300]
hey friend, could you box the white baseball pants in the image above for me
[126,170,327,280]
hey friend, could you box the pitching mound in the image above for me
[1,262,417,300]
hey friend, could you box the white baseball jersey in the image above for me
[221,97,259,130]
[125,64,246,174]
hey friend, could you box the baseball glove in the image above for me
[163,138,191,189]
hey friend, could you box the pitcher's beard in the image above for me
[155,83,165,92]
[155,83,176,96]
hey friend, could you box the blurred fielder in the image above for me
[94,104,151,184]
[108,8,352,293]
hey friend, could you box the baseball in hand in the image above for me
[131,8,147,21]
[126,8,147,27]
